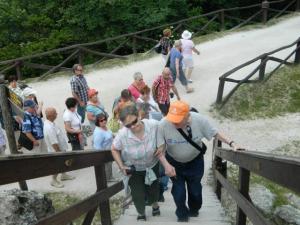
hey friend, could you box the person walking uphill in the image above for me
[156,100,243,222]
[70,64,89,123]
[111,105,161,221]
[169,40,194,93]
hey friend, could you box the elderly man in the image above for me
[169,40,194,93]
[70,64,89,123]
[152,67,180,116]
[156,100,242,222]
[21,99,47,153]
[128,72,145,100]
[44,107,75,188]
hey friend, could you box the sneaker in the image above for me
[61,174,75,181]
[51,180,64,188]
[152,206,160,216]
[188,79,193,83]
[186,88,194,93]
[188,211,199,217]
[177,217,189,222]
[137,215,146,221]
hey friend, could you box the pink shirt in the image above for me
[128,81,145,100]
[181,39,195,57]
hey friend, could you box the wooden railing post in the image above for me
[235,167,250,225]
[216,78,225,104]
[78,49,84,66]
[261,1,269,24]
[132,36,137,54]
[296,0,300,11]
[295,40,300,64]
[15,61,22,80]
[259,54,268,81]
[214,140,227,200]
[0,85,28,190]
[95,164,112,225]
[219,10,225,31]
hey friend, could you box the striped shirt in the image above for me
[113,119,159,171]
[70,75,89,104]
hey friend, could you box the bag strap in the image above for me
[177,128,206,155]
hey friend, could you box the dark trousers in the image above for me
[166,153,204,219]
[128,163,159,215]
[158,102,170,116]
[77,105,86,123]
[170,67,188,86]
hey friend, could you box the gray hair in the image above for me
[119,104,138,122]
[133,72,143,81]
[174,40,182,48]
[72,64,82,73]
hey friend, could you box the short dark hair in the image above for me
[8,75,17,83]
[65,97,78,109]
[121,89,132,101]
[119,104,138,123]
[95,113,107,127]
[72,64,82,73]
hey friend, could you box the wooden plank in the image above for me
[268,56,293,65]
[215,171,275,225]
[0,62,18,74]
[37,181,123,225]
[79,47,127,59]
[0,150,114,185]
[23,62,71,71]
[230,10,262,31]
[133,35,157,43]
[272,0,296,19]
[236,168,250,225]
[215,148,300,194]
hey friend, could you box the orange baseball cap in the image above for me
[88,89,98,98]
[166,100,190,123]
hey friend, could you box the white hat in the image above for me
[22,87,37,97]
[181,30,192,40]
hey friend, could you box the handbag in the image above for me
[177,128,207,155]
[18,132,33,150]
[154,43,162,54]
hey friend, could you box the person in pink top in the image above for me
[181,30,200,83]
[128,72,146,100]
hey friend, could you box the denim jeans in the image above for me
[159,163,169,196]
[77,105,86,123]
[166,153,204,219]
[170,67,188,86]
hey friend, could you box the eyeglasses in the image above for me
[76,69,83,72]
[99,118,107,123]
[124,118,138,128]
[186,125,192,139]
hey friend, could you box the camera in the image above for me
[169,92,174,98]
[125,165,136,175]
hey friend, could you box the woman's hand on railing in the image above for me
[231,142,245,151]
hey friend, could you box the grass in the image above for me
[213,64,300,120]
[45,192,123,225]
[271,140,300,157]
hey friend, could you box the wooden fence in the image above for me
[0,0,298,80]
[212,139,300,225]
[216,36,300,106]
[0,151,122,225]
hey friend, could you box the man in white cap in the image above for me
[181,30,200,83]
[156,100,242,222]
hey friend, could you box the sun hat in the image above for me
[181,30,192,40]
[23,99,36,109]
[88,88,98,98]
[22,87,37,97]
[166,100,190,123]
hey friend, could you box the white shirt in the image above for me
[181,39,195,58]
[63,109,82,130]
[44,120,68,152]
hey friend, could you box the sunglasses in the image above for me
[99,117,107,123]
[124,118,138,128]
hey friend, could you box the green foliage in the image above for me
[214,65,300,120]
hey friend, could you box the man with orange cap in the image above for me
[156,100,241,222]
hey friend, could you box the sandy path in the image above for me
[1,15,300,193]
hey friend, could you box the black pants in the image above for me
[67,133,83,151]
[158,102,170,116]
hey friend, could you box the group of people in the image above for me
[0,28,243,222]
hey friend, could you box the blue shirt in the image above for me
[93,127,113,150]
[86,104,105,117]
[169,47,183,70]
[22,112,44,140]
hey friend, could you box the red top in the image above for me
[153,75,173,104]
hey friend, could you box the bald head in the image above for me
[162,67,171,79]
[45,107,57,122]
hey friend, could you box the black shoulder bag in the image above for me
[177,127,207,155]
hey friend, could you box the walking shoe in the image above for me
[177,217,189,222]
[188,211,199,217]
[158,194,165,202]
[152,206,160,216]
[51,180,64,188]
[186,88,194,93]
[188,79,193,83]
[61,174,75,181]
[137,214,146,221]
